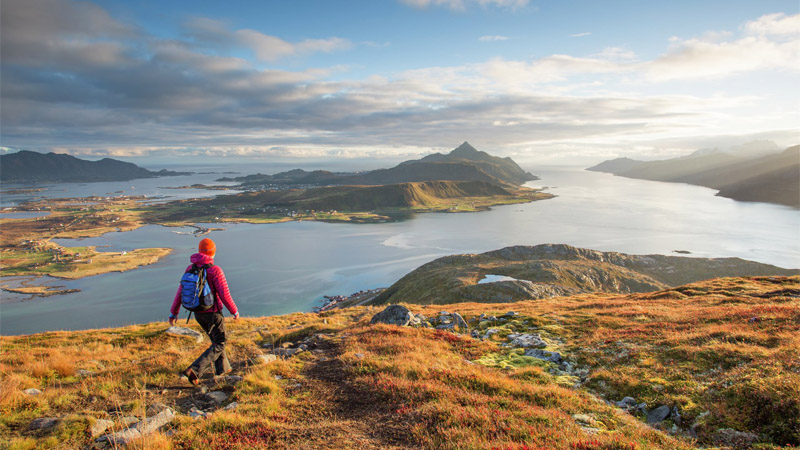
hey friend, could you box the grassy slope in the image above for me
[372,245,799,305]
[2,276,798,449]
[144,181,551,224]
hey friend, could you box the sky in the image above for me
[1,0,798,165]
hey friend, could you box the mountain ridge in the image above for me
[218,142,538,188]
[587,145,799,207]
[0,150,190,183]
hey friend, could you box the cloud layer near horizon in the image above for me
[1,0,798,161]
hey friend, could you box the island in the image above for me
[0,143,552,290]
[0,150,190,183]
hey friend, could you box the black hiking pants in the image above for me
[189,312,232,377]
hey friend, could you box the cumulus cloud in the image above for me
[1,1,797,160]
[744,12,800,36]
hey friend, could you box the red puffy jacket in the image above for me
[170,252,239,318]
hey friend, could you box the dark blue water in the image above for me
[2,166,798,335]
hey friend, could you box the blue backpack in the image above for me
[180,264,215,316]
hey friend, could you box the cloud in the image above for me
[479,35,511,42]
[184,18,351,62]
[399,0,528,11]
[1,2,797,161]
[569,32,591,38]
[744,12,800,36]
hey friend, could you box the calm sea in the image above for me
[1,166,798,335]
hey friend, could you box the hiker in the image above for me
[169,238,240,385]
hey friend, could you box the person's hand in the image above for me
[169,316,176,326]
[233,312,240,321]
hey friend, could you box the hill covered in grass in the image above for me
[371,244,799,305]
[0,150,189,183]
[145,180,551,224]
[218,142,538,188]
[2,276,798,449]
[587,145,800,208]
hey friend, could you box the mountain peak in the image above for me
[451,141,479,156]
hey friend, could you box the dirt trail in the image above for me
[274,339,416,450]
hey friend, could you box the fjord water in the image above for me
[2,166,798,335]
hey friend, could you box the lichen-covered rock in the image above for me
[646,405,671,424]
[525,348,562,363]
[29,417,59,430]
[90,419,114,437]
[99,408,175,446]
[451,312,468,330]
[205,391,229,405]
[23,388,41,396]
[166,326,203,344]
[508,333,547,348]
[370,305,413,326]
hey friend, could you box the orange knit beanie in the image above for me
[198,238,216,257]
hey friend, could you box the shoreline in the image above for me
[0,186,553,295]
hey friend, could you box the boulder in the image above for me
[646,405,672,424]
[524,349,562,363]
[90,419,114,437]
[23,388,41,396]
[29,417,59,430]
[225,375,244,384]
[205,391,229,405]
[166,326,203,344]
[671,406,681,426]
[188,407,208,420]
[451,312,468,330]
[370,305,413,326]
[100,408,175,446]
[223,402,239,411]
[508,333,547,348]
[615,397,637,408]
[146,403,169,416]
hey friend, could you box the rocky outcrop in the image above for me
[97,408,176,447]
[370,305,414,326]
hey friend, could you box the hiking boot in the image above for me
[182,368,200,386]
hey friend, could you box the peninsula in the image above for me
[587,144,800,208]
[0,150,190,183]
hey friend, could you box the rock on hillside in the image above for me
[371,244,799,305]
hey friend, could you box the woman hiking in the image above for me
[169,238,240,385]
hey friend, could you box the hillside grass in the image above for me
[1,276,797,449]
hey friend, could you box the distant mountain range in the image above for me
[0,150,190,183]
[219,142,538,188]
[587,144,799,208]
